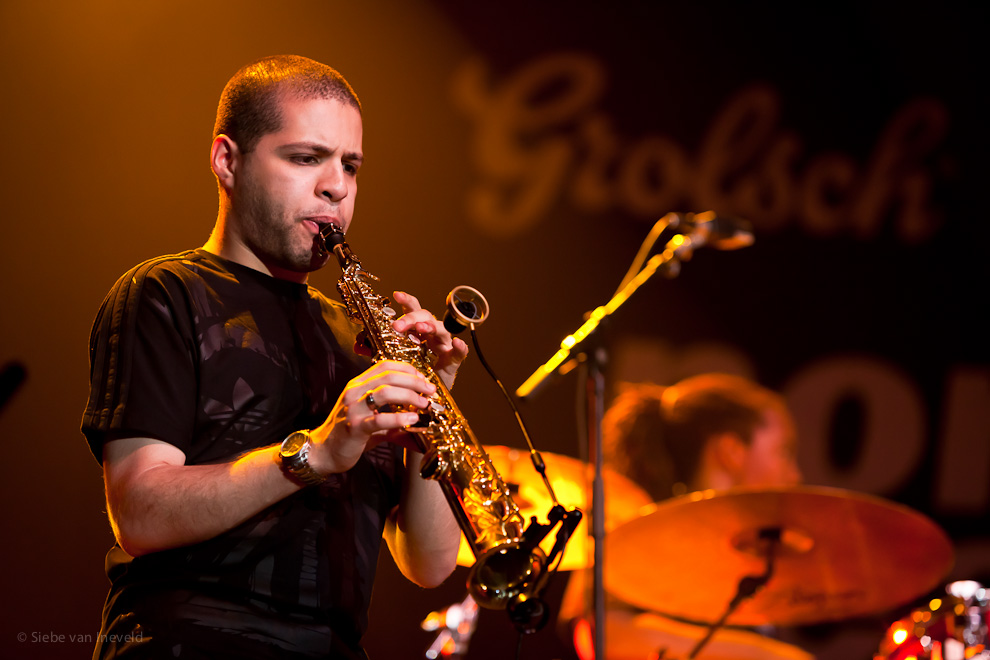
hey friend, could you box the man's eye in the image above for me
[293,155,319,165]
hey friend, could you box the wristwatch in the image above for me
[279,430,327,486]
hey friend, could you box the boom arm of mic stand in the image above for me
[515,233,697,401]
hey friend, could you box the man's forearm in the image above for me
[106,442,301,557]
[386,450,461,588]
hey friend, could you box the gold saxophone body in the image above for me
[319,224,546,610]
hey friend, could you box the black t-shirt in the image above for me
[82,249,404,659]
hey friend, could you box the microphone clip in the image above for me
[507,505,584,635]
[669,210,754,251]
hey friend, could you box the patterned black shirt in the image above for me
[82,249,403,659]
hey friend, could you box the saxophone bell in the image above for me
[468,541,546,611]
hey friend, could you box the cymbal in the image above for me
[604,485,954,626]
[605,610,813,660]
[456,445,653,571]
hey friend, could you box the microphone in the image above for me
[443,286,490,335]
[0,361,27,415]
[671,211,754,250]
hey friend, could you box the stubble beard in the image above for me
[238,188,323,274]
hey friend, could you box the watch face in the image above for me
[282,431,308,456]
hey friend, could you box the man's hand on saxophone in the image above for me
[306,360,436,477]
[389,290,470,390]
[298,357,461,588]
[328,286,469,471]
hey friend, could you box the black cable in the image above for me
[468,327,561,507]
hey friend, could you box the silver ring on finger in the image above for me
[365,390,379,414]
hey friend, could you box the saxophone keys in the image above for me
[357,270,380,283]
[419,446,448,480]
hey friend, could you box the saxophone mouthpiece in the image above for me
[320,222,345,244]
[317,223,351,266]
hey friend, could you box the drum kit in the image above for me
[424,446,986,660]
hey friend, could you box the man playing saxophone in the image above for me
[81,55,462,660]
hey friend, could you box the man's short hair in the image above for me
[604,373,786,500]
[213,55,361,154]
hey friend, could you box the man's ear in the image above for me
[710,432,748,477]
[211,135,240,192]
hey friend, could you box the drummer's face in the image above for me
[739,408,802,487]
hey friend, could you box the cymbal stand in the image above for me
[686,527,781,660]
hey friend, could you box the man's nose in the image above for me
[319,166,347,202]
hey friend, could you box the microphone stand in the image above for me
[579,347,607,660]
[516,229,708,659]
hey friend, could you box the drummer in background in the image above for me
[559,372,803,657]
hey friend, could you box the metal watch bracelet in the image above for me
[279,431,327,486]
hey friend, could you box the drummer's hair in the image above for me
[604,383,676,501]
[604,374,786,500]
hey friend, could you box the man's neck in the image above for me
[203,219,309,285]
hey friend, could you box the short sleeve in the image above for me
[81,263,198,463]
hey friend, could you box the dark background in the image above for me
[1,1,986,658]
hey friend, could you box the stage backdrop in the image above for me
[0,2,986,659]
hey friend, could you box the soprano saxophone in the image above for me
[318,224,546,610]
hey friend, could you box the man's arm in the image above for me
[383,450,461,588]
[103,438,299,557]
[104,360,440,557]
[104,289,465,574]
